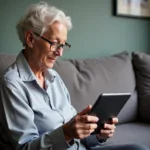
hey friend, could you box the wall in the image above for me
[0,0,150,59]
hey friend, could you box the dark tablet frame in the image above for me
[89,93,131,134]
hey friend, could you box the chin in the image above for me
[46,63,54,69]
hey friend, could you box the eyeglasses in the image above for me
[32,32,71,52]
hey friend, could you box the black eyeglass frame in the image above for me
[32,32,71,52]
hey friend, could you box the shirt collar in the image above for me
[16,50,56,82]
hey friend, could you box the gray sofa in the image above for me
[0,51,150,149]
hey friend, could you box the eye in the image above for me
[51,42,58,46]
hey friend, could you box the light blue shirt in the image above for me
[0,51,103,150]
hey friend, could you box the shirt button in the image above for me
[51,76,55,82]
[44,95,49,100]
[44,95,50,104]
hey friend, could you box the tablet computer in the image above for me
[88,93,131,134]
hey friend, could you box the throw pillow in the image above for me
[132,52,150,123]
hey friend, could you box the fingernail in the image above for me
[96,117,99,121]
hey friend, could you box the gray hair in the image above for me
[16,1,72,46]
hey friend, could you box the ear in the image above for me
[25,31,34,48]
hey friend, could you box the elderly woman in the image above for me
[0,1,149,150]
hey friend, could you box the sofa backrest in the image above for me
[0,52,138,124]
[0,54,16,77]
[54,52,138,124]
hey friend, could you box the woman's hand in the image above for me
[63,105,99,142]
[96,117,119,140]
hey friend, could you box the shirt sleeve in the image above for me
[81,134,106,148]
[0,77,73,150]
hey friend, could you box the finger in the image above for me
[74,121,98,130]
[108,129,115,138]
[108,131,114,138]
[101,129,115,135]
[73,117,98,130]
[104,123,116,130]
[78,105,92,116]
[108,117,119,124]
[82,123,98,131]
[77,115,99,123]
[82,128,96,135]
[74,124,97,139]
[111,117,119,124]
[75,129,94,139]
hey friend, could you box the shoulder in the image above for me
[1,62,21,87]
[2,62,19,81]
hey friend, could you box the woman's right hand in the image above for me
[63,105,99,142]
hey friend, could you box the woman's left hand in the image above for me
[96,117,118,140]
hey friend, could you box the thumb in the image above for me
[78,105,92,116]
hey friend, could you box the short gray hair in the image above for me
[16,1,72,46]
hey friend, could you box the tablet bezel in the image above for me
[89,93,131,134]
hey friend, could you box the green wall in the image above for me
[0,0,150,59]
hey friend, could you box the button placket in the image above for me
[44,95,49,103]
[43,93,54,109]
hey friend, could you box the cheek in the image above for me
[34,42,54,65]
[38,47,50,60]
[41,52,53,64]
[40,53,48,63]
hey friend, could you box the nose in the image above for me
[54,48,63,56]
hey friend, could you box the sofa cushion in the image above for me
[105,122,150,148]
[54,52,138,124]
[132,52,150,123]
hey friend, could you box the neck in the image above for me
[23,49,44,80]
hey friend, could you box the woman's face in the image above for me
[29,21,68,69]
